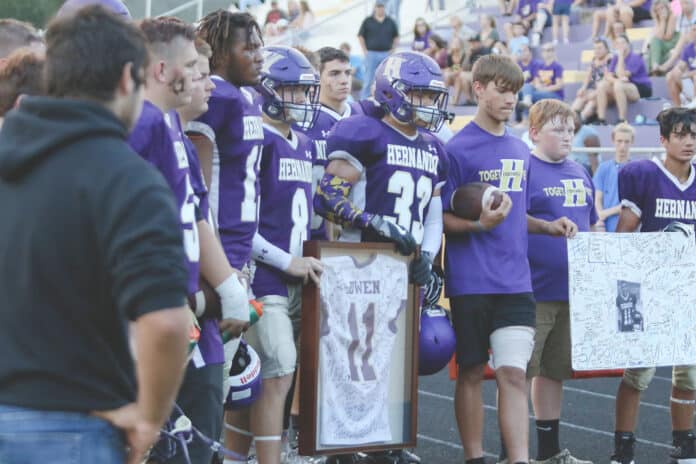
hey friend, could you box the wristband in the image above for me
[474,220,487,232]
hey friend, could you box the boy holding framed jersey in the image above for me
[526,99,598,464]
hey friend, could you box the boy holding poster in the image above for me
[612,107,696,464]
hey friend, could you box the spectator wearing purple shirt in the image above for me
[666,22,696,106]
[520,43,564,109]
[412,17,431,52]
[596,34,652,125]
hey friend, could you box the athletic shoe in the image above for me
[669,437,696,464]
[609,456,634,464]
[531,449,593,464]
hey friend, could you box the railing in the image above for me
[145,0,203,20]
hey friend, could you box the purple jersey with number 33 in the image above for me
[326,114,449,244]
[128,101,200,295]
[190,77,264,269]
[251,125,315,298]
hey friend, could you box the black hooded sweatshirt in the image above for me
[0,96,188,412]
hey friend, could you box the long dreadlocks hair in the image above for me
[196,10,263,74]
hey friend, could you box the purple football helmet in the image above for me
[256,46,320,130]
[374,51,449,132]
[419,305,456,376]
[57,0,132,18]
[224,339,262,410]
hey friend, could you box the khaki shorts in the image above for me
[623,365,696,391]
[527,301,573,381]
[245,285,302,379]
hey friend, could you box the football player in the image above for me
[526,99,595,464]
[238,45,323,464]
[294,46,363,241]
[442,55,573,464]
[611,107,696,464]
[316,50,450,464]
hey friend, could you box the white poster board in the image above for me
[568,232,696,370]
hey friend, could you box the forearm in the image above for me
[314,174,373,229]
[252,232,292,271]
[198,220,236,287]
[443,211,484,234]
[359,36,367,54]
[605,204,622,217]
[527,214,552,234]
[134,308,191,425]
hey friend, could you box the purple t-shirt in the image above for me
[442,122,532,296]
[128,101,200,295]
[295,102,363,240]
[519,59,541,84]
[609,52,652,88]
[517,0,539,17]
[681,42,696,71]
[527,155,597,301]
[412,31,431,52]
[251,126,315,298]
[619,158,696,232]
[190,77,264,270]
[326,115,449,245]
[534,61,565,98]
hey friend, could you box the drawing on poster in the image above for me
[568,232,696,370]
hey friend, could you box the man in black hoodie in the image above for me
[0,6,191,464]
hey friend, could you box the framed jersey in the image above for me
[299,241,420,456]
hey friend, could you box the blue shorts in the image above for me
[553,2,571,15]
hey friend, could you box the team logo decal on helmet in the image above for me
[224,339,263,410]
[375,51,449,132]
[57,0,132,18]
[256,46,320,130]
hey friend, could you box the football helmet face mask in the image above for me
[419,305,456,376]
[374,51,449,132]
[224,339,262,410]
[257,46,320,130]
[57,0,132,18]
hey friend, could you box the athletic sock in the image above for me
[536,419,560,460]
[465,458,486,464]
[613,431,635,460]
[223,459,246,464]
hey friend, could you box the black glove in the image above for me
[410,252,433,286]
[368,215,417,256]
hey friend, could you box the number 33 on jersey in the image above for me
[326,114,449,244]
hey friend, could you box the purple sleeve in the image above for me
[681,45,691,63]
[554,62,564,82]
[441,147,462,212]
[588,175,599,225]
[193,93,239,141]
[618,163,642,217]
[326,115,382,169]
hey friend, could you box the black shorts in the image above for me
[636,82,652,98]
[631,6,651,22]
[450,293,536,368]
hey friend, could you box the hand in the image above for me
[219,318,250,339]
[593,218,606,232]
[286,256,323,285]
[368,215,418,255]
[409,253,432,286]
[478,192,512,230]
[92,403,161,464]
[544,216,578,237]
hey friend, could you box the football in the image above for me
[450,182,503,220]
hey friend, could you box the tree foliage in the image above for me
[0,0,64,28]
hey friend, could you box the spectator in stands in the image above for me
[595,34,652,124]
[667,22,696,105]
[572,38,611,123]
[592,0,651,40]
[654,0,696,73]
[515,43,541,122]
[646,0,679,75]
[500,0,519,15]
[446,43,469,105]
[290,1,314,31]
[426,33,449,68]
[593,122,634,232]
[0,19,43,69]
[448,14,466,50]
[340,42,364,93]
[287,0,301,23]
[412,17,432,52]
[0,49,43,129]
[607,20,628,50]
[505,0,548,48]
[509,21,531,55]
[521,42,565,104]
[551,0,573,43]
[357,0,399,99]
[263,0,288,36]
[475,14,501,52]
[570,111,602,174]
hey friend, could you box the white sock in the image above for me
[223,459,246,464]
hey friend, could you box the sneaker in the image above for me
[609,455,635,464]
[669,437,696,464]
[532,449,593,464]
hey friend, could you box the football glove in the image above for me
[410,251,433,286]
[663,221,695,238]
[368,215,417,256]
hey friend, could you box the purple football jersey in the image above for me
[128,101,200,295]
[527,155,597,301]
[189,77,264,270]
[326,115,449,245]
[619,158,696,232]
[251,126,315,298]
[295,102,363,240]
[442,122,532,296]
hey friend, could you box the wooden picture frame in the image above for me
[299,241,420,456]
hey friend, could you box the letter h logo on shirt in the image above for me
[560,179,587,207]
[499,159,525,192]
